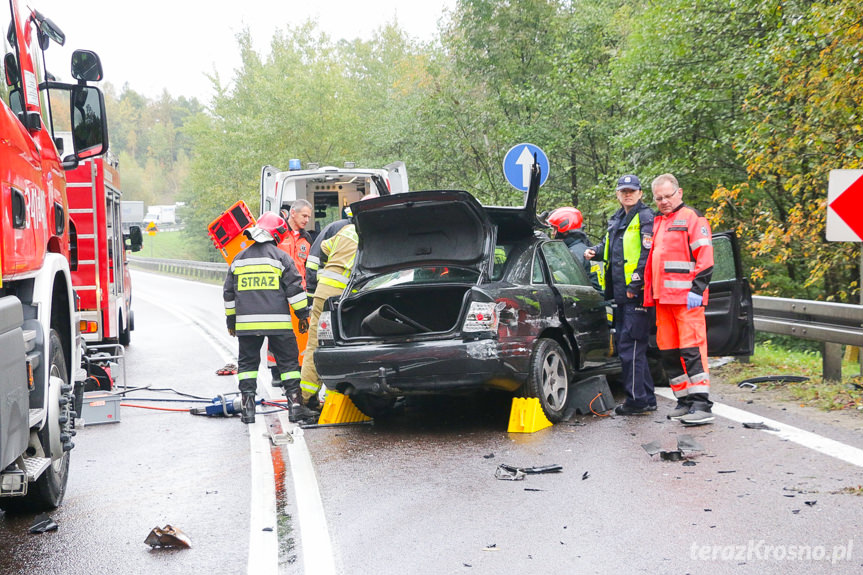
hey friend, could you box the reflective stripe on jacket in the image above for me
[305,219,351,294]
[224,241,309,335]
[315,224,358,294]
[644,203,714,307]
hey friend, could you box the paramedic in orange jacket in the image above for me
[267,199,314,379]
[644,174,715,425]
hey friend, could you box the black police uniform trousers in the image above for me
[237,333,300,394]
[614,300,655,408]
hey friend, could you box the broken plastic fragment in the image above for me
[641,440,663,455]
[495,465,525,481]
[144,525,192,548]
[743,421,778,431]
[29,514,58,534]
[660,450,683,461]
[677,434,704,453]
[683,460,697,467]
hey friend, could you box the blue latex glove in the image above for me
[686,291,703,310]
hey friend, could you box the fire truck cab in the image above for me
[0,1,109,511]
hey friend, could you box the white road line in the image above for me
[655,388,863,468]
[137,288,337,574]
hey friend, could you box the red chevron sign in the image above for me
[827,170,863,242]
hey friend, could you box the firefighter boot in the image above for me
[285,387,318,424]
[241,391,257,424]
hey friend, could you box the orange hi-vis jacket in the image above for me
[644,203,713,307]
[277,228,312,289]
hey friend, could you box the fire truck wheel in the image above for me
[119,312,131,346]
[0,330,71,512]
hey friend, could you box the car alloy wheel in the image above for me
[525,338,570,423]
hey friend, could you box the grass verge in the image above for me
[714,340,863,412]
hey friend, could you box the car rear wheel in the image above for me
[524,338,570,423]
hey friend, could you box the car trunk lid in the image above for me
[350,190,495,284]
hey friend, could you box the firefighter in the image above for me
[304,217,351,298]
[644,173,714,425]
[584,174,656,415]
[299,221,360,407]
[266,199,314,380]
[547,207,592,278]
[223,212,311,424]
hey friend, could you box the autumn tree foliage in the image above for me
[710,0,863,301]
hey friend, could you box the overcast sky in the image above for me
[33,0,456,102]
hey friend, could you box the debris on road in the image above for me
[29,514,58,534]
[145,525,192,548]
[660,450,683,461]
[737,375,809,390]
[582,471,590,480]
[641,440,663,455]
[215,363,238,376]
[677,434,704,453]
[743,421,779,431]
[494,463,562,481]
[483,453,495,459]
[643,436,705,462]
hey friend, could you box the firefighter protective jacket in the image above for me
[590,201,654,304]
[305,218,351,294]
[644,203,713,307]
[277,228,312,288]
[315,224,359,297]
[224,240,310,335]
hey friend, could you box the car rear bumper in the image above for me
[315,338,532,395]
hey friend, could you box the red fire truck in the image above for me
[67,152,142,348]
[0,1,108,511]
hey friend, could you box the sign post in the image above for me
[826,169,863,377]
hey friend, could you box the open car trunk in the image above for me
[338,285,473,339]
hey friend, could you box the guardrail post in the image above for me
[822,342,843,382]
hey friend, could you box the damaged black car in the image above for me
[314,166,754,422]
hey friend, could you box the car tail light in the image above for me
[462,302,498,333]
[318,311,333,342]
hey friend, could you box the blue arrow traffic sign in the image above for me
[503,143,549,191]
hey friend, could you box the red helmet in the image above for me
[254,211,289,243]
[548,207,583,234]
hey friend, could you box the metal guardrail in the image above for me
[753,296,863,347]
[753,295,863,380]
[128,256,227,282]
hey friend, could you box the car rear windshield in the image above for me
[358,266,481,291]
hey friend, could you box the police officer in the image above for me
[644,173,714,425]
[224,212,311,424]
[585,174,656,414]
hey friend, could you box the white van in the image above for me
[260,161,408,238]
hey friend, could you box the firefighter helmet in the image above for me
[248,211,288,244]
[548,207,583,234]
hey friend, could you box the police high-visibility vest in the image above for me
[599,215,642,290]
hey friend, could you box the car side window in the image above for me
[532,252,545,283]
[541,241,591,286]
[711,235,736,282]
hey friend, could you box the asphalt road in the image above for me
[1,270,861,575]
